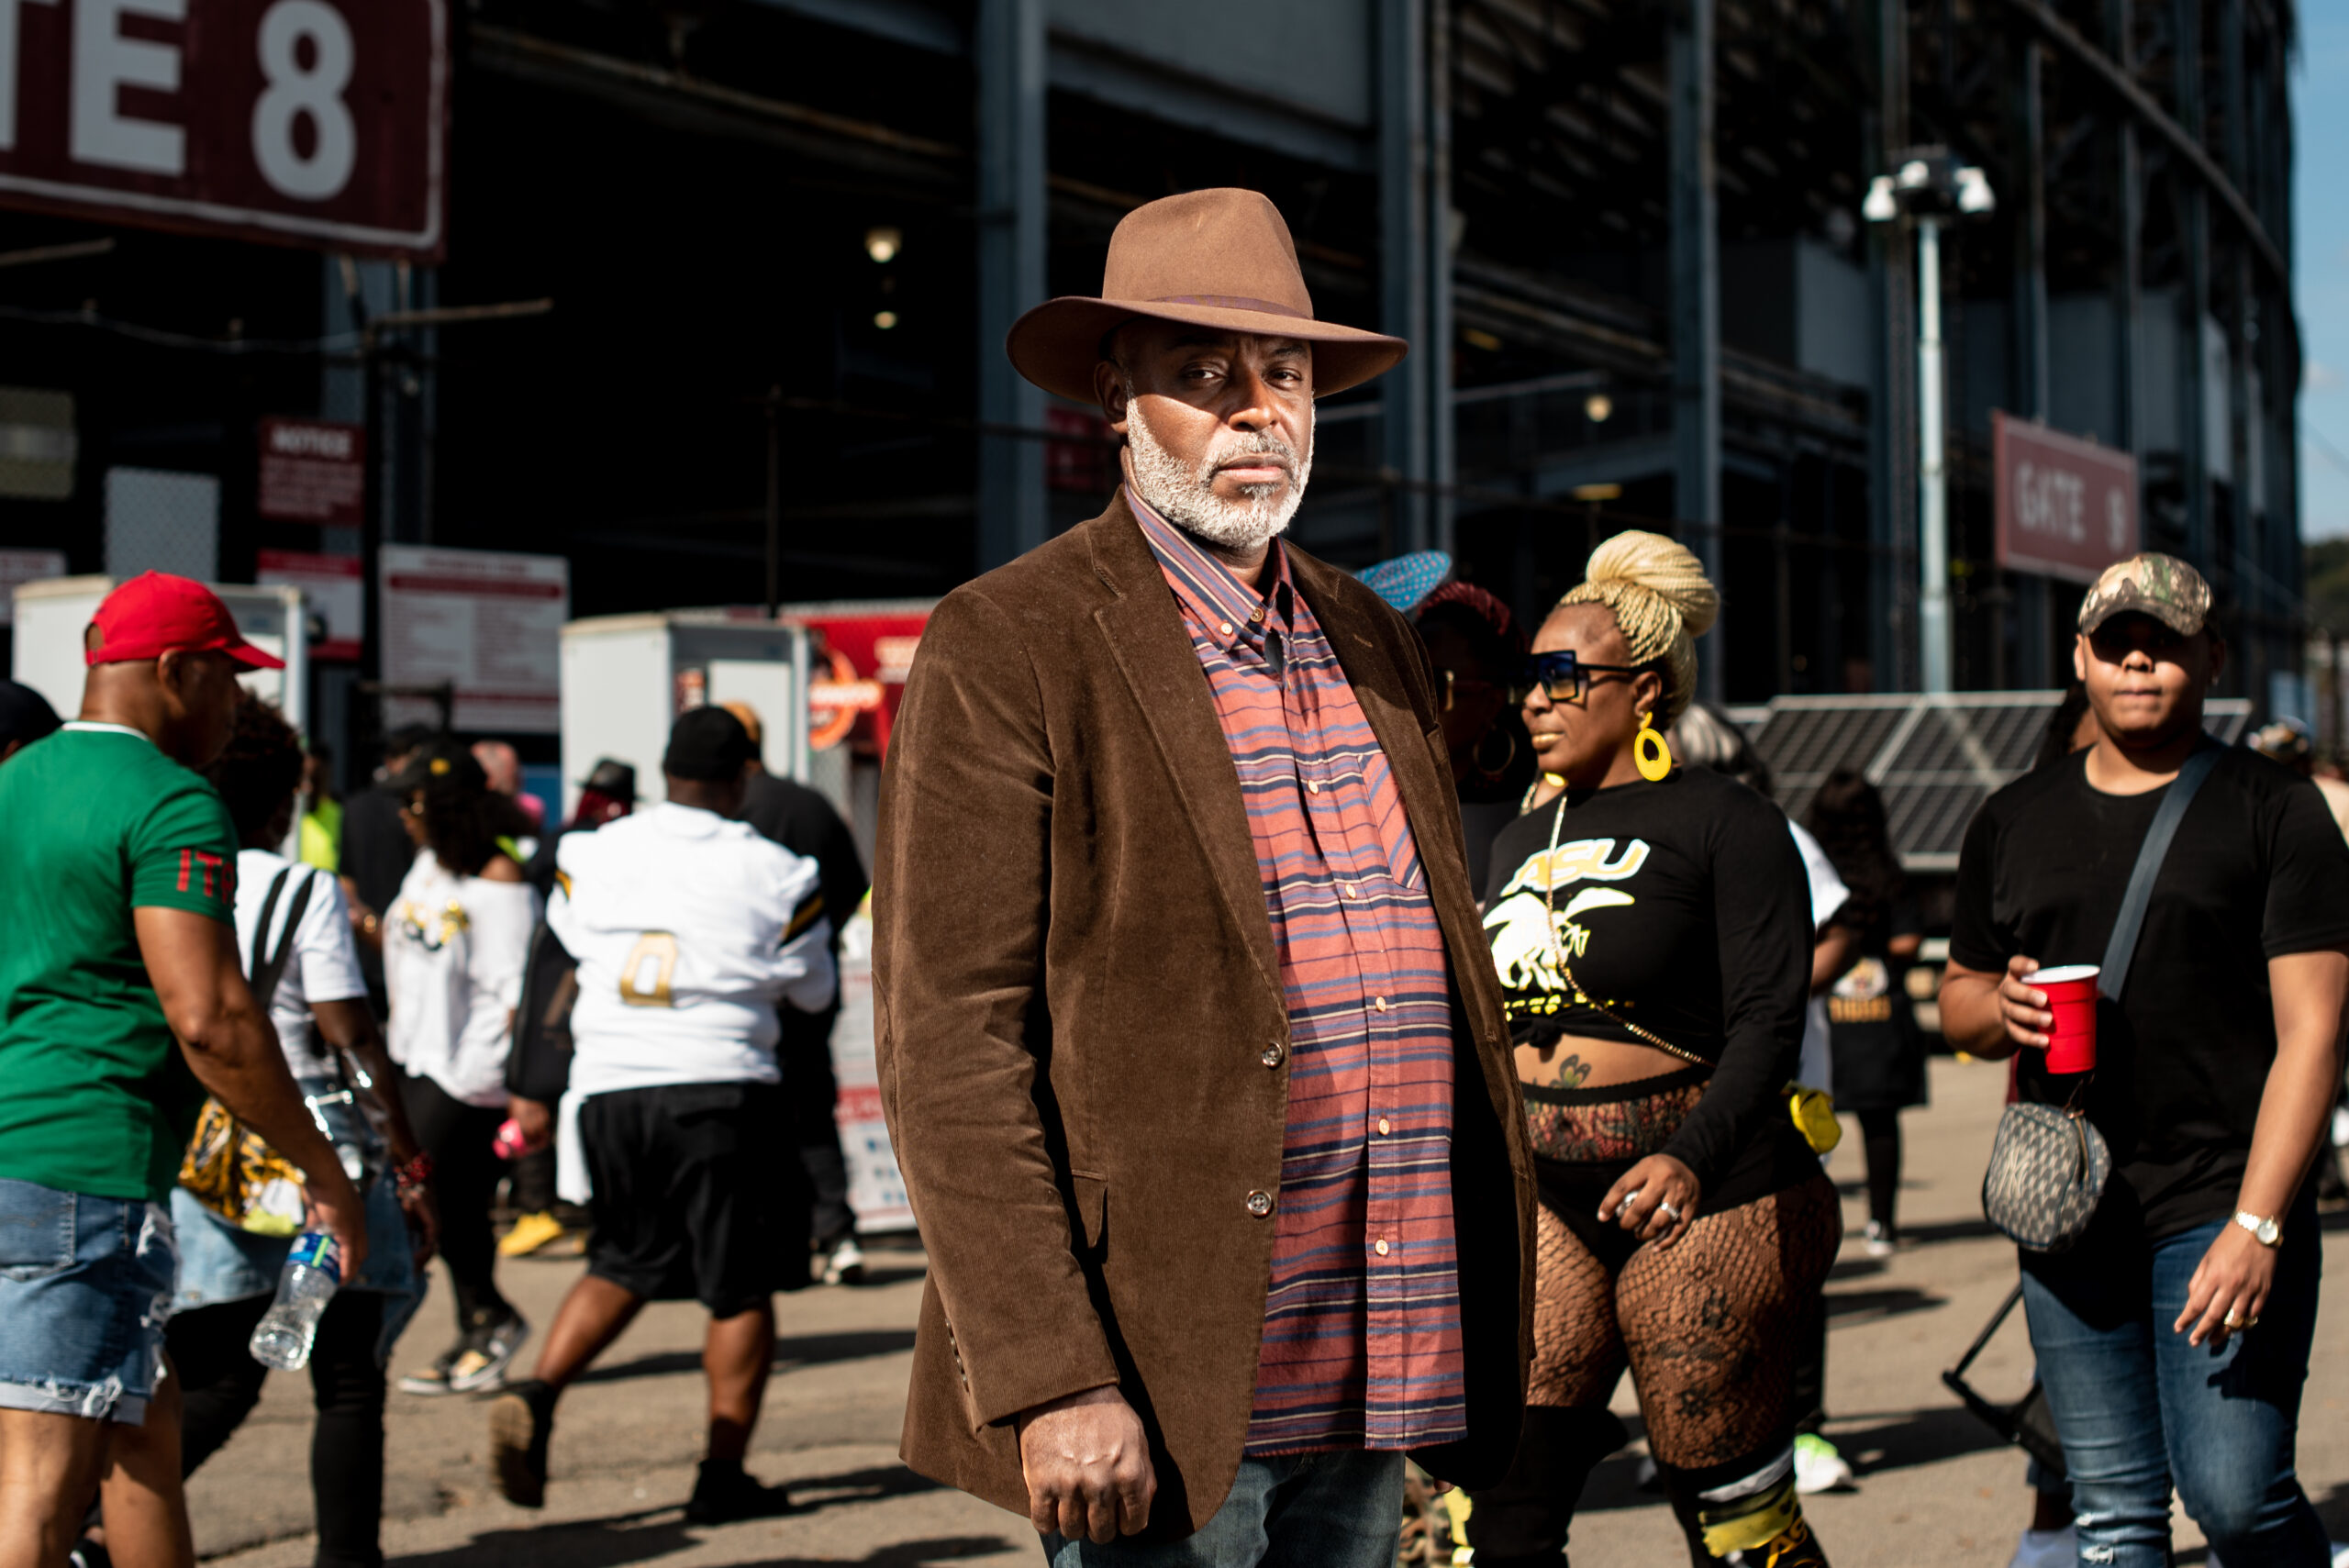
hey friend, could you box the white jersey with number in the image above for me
[549,801,836,1099]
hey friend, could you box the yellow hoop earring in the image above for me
[1634,712,1674,782]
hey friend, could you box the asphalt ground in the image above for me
[195,1056,2349,1568]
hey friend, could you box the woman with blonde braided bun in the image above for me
[1466,533,1841,1568]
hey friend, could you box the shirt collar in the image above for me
[61,721,153,746]
[1127,484,1293,655]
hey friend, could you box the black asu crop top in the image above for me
[1479,765,1815,1186]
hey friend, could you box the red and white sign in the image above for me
[1994,412,2140,585]
[257,548,358,659]
[380,545,567,734]
[781,607,930,756]
[257,418,364,524]
[0,1,448,259]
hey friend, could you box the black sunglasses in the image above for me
[1518,650,1641,703]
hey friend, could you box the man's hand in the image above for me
[2175,1223,2277,1348]
[1015,1385,1155,1543]
[508,1095,553,1153]
[302,1165,371,1280]
[1993,955,2055,1050]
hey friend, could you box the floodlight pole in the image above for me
[1916,216,1950,695]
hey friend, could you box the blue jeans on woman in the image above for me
[1042,1451,1403,1568]
[2021,1195,2327,1568]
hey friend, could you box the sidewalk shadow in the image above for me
[573,1329,918,1385]
[736,1540,1019,1566]
[788,1463,947,1508]
[387,1508,693,1568]
[1824,1403,2012,1475]
[1823,1285,1946,1326]
[1890,1218,2000,1247]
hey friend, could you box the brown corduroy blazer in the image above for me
[872,494,1534,1539]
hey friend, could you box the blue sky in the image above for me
[2299,9,2349,539]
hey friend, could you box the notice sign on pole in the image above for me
[1993,412,2140,585]
[258,419,365,525]
[380,546,567,734]
[257,549,360,659]
[0,1,448,259]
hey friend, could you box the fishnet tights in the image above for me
[1528,1173,1842,1470]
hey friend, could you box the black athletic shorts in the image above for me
[578,1081,811,1316]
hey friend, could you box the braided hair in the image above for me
[1556,530,1719,726]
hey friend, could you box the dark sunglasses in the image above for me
[1518,650,1641,703]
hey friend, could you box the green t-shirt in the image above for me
[0,725,239,1202]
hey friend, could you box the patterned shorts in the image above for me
[1520,1065,1710,1165]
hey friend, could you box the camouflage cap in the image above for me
[2076,552,2212,638]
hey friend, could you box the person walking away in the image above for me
[84,693,436,1568]
[0,573,366,1568]
[1411,582,1534,892]
[874,189,1533,1564]
[1941,554,2349,1568]
[484,707,836,1520]
[1467,535,1836,1568]
[0,677,60,762]
[719,700,872,1284]
[382,739,540,1396]
[1807,769,1924,1255]
[339,724,434,1011]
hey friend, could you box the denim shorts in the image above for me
[0,1177,179,1424]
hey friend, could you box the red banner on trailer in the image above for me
[1993,411,2140,585]
[0,1,448,259]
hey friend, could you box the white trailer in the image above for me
[557,611,811,817]
[12,575,312,733]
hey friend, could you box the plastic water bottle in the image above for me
[248,1231,342,1371]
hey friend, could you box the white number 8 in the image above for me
[252,0,356,202]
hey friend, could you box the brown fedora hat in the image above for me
[1006,188,1408,404]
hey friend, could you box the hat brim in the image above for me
[2076,599,2204,639]
[224,639,286,672]
[1007,296,1408,405]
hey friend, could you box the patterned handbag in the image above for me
[1977,741,2221,1254]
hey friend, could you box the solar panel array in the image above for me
[1746,693,2254,872]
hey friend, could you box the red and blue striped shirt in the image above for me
[1131,491,1467,1455]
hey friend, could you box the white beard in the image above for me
[1125,397,1313,552]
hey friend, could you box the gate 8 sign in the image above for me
[1992,410,2140,587]
[0,0,446,258]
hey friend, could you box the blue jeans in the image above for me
[2021,1200,2327,1568]
[0,1178,178,1424]
[1041,1451,1404,1568]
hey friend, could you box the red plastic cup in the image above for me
[2027,964,2100,1073]
[493,1118,529,1161]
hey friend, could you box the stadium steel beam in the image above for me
[976,0,1047,570]
[1378,0,1433,553]
[2011,33,2051,685]
[2106,0,2141,462]
[1669,0,1724,703]
[2173,0,2211,574]
[1428,0,1455,558]
[2222,0,2261,692]
[1868,0,1917,692]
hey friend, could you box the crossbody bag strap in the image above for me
[250,866,318,1018]
[2098,740,2223,1004]
[249,867,291,989]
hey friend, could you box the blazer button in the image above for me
[1261,1043,1286,1068]
[1246,1190,1275,1218]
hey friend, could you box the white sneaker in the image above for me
[1792,1433,1854,1494]
[2006,1526,2076,1568]
[821,1236,866,1285]
[1863,1220,1897,1259]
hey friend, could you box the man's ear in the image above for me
[2072,633,2089,685]
[1093,359,1130,435]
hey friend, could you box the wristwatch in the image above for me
[2232,1210,2282,1248]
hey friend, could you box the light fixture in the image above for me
[1861,176,1898,223]
[1572,483,1622,502]
[1584,394,1614,424]
[874,310,899,330]
[864,227,902,264]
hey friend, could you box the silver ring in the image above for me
[1657,1199,1680,1220]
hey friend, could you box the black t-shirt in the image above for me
[1825,895,1927,1111]
[1481,765,1814,1187]
[1951,746,2349,1239]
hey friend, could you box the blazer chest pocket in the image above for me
[1068,1173,1108,1253]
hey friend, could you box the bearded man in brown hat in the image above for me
[874,188,1532,1566]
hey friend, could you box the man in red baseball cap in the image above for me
[0,573,362,1568]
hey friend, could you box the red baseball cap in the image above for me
[85,573,286,671]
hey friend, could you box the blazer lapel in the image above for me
[1088,498,1286,1004]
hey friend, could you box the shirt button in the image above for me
[1373,996,1389,1013]
[1308,781,1320,795]
[1374,1239,1391,1257]
[1246,1190,1275,1218]
[1342,883,1358,899]
[1377,1118,1391,1135]
[1261,1043,1286,1068]
[1219,621,1235,636]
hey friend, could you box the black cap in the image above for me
[577,758,637,802]
[0,680,61,751]
[385,736,487,795]
[662,707,757,782]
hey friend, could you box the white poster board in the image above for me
[830,913,913,1232]
[380,546,567,733]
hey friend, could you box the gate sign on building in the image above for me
[1993,411,2140,585]
[0,1,448,259]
